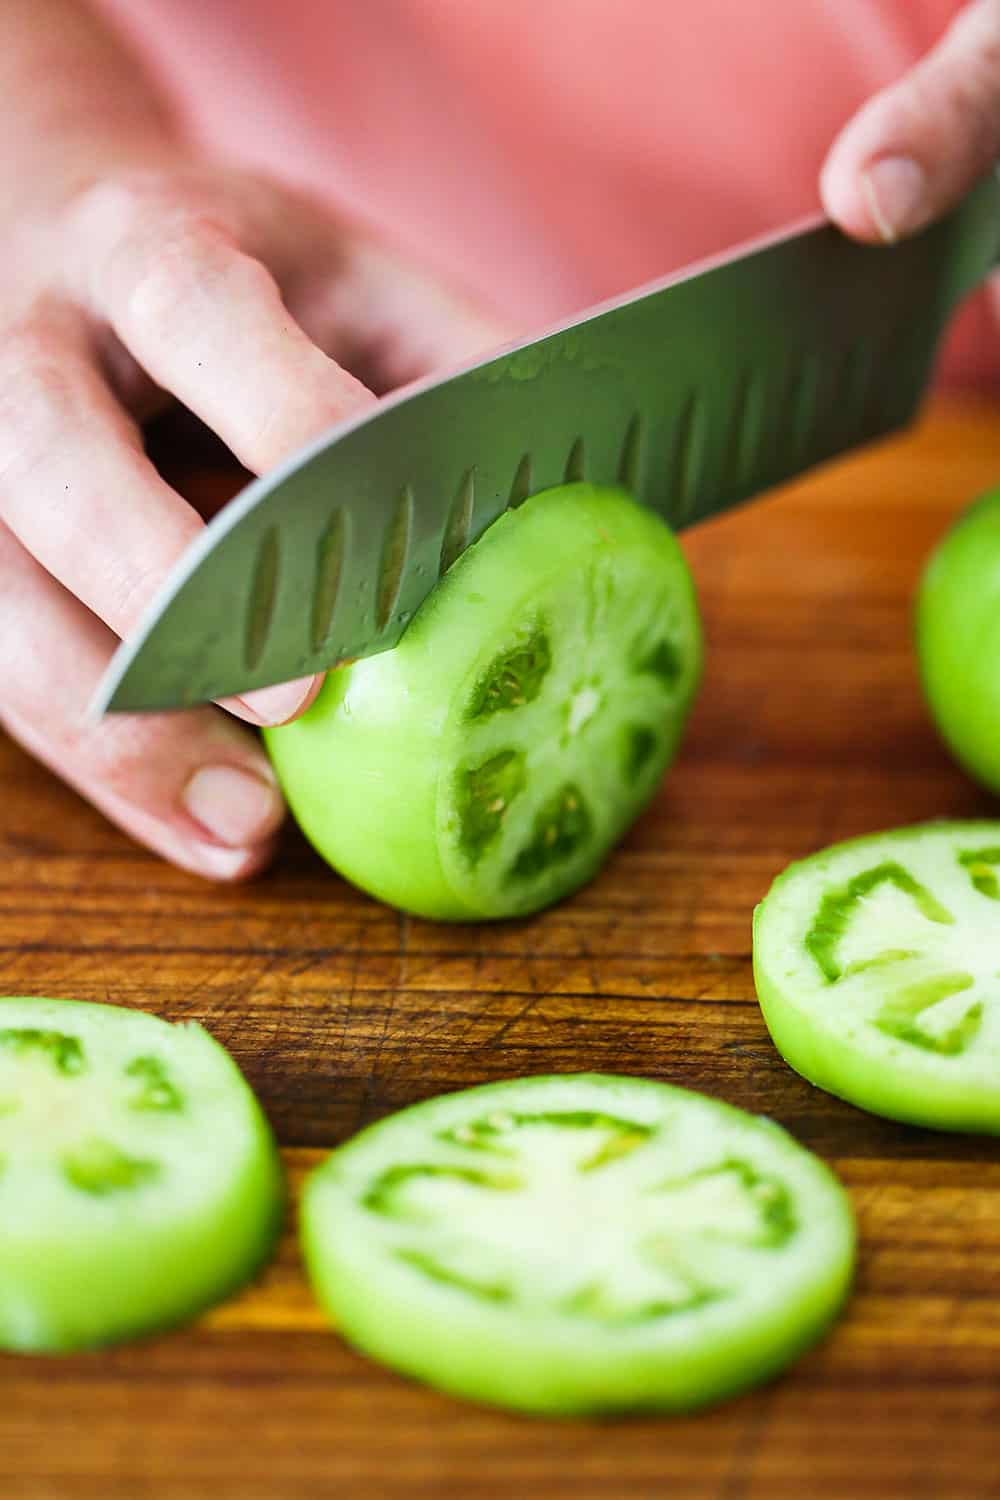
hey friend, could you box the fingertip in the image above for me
[822,147,933,246]
[152,831,279,883]
[293,672,325,717]
[285,670,324,719]
[189,836,280,883]
[109,804,281,883]
[113,760,284,880]
[821,0,1000,247]
[181,762,285,847]
[819,149,883,244]
[227,673,323,727]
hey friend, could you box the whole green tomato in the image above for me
[917,486,1000,792]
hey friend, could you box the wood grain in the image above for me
[3,398,1000,1499]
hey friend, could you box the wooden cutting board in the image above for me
[2,398,999,1500]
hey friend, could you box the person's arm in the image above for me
[822,0,1000,242]
[0,0,506,880]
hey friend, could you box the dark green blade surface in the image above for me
[95,175,1000,713]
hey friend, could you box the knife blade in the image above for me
[94,172,1000,715]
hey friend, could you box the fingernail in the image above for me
[187,841,266,881]
[861,156,926,243]
[235,675,319,726]
[182,764,284,847]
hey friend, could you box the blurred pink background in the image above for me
[98,0,994,386]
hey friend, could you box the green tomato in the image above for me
[753,821,1000,1132]
[0,996,283,1352]
[917,485,1000,791]
[266,483,702,921]
[301,1073,855,1416]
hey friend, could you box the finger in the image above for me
[95,325,170,425]
[291,237,517,393]
[69,178,377,473]
[219,674,325,729]
[190,171,516,390]
[0,522,285,880]
[821,0,1000,243]
[0,313,201,637]
[0,313,317,727]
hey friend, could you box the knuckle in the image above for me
[123,229,277,349]
[67,168,223,256]
[101,555,166,637]
[121,234,212,344]
[71,171,177,238]
[83,717,158,795]
[905,10,1000,164]
[0,322,68,398]
[0,323,79,490]
[28,697,166,805]
[949,55,1000,157]
[121,228,216,338]
[71,171,280,346]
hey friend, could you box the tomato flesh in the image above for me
[301,1073,855,1415]
[754,822,1000,1131]
[0,996,283,1351]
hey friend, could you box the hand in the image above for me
[821,0,1000,242]
[0,157,508,879]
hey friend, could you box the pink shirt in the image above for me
[98,0,992,385]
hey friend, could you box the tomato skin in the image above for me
[301,1073,855,1416]
[753,820,1000,1133]
[266,484,702,921]
[269,641,466,917]
[917,487,1000,792]
[0,996,284,1353]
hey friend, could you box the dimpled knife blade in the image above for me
[95,173,1000,713]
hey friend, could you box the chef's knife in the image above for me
[94,171,1000,715]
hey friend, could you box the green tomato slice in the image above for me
[753,821,1000,1131]
[265,483,702,920]
[0,996,283,1352]
[301,1074,854,1414]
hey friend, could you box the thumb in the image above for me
[820,0,1000,243]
